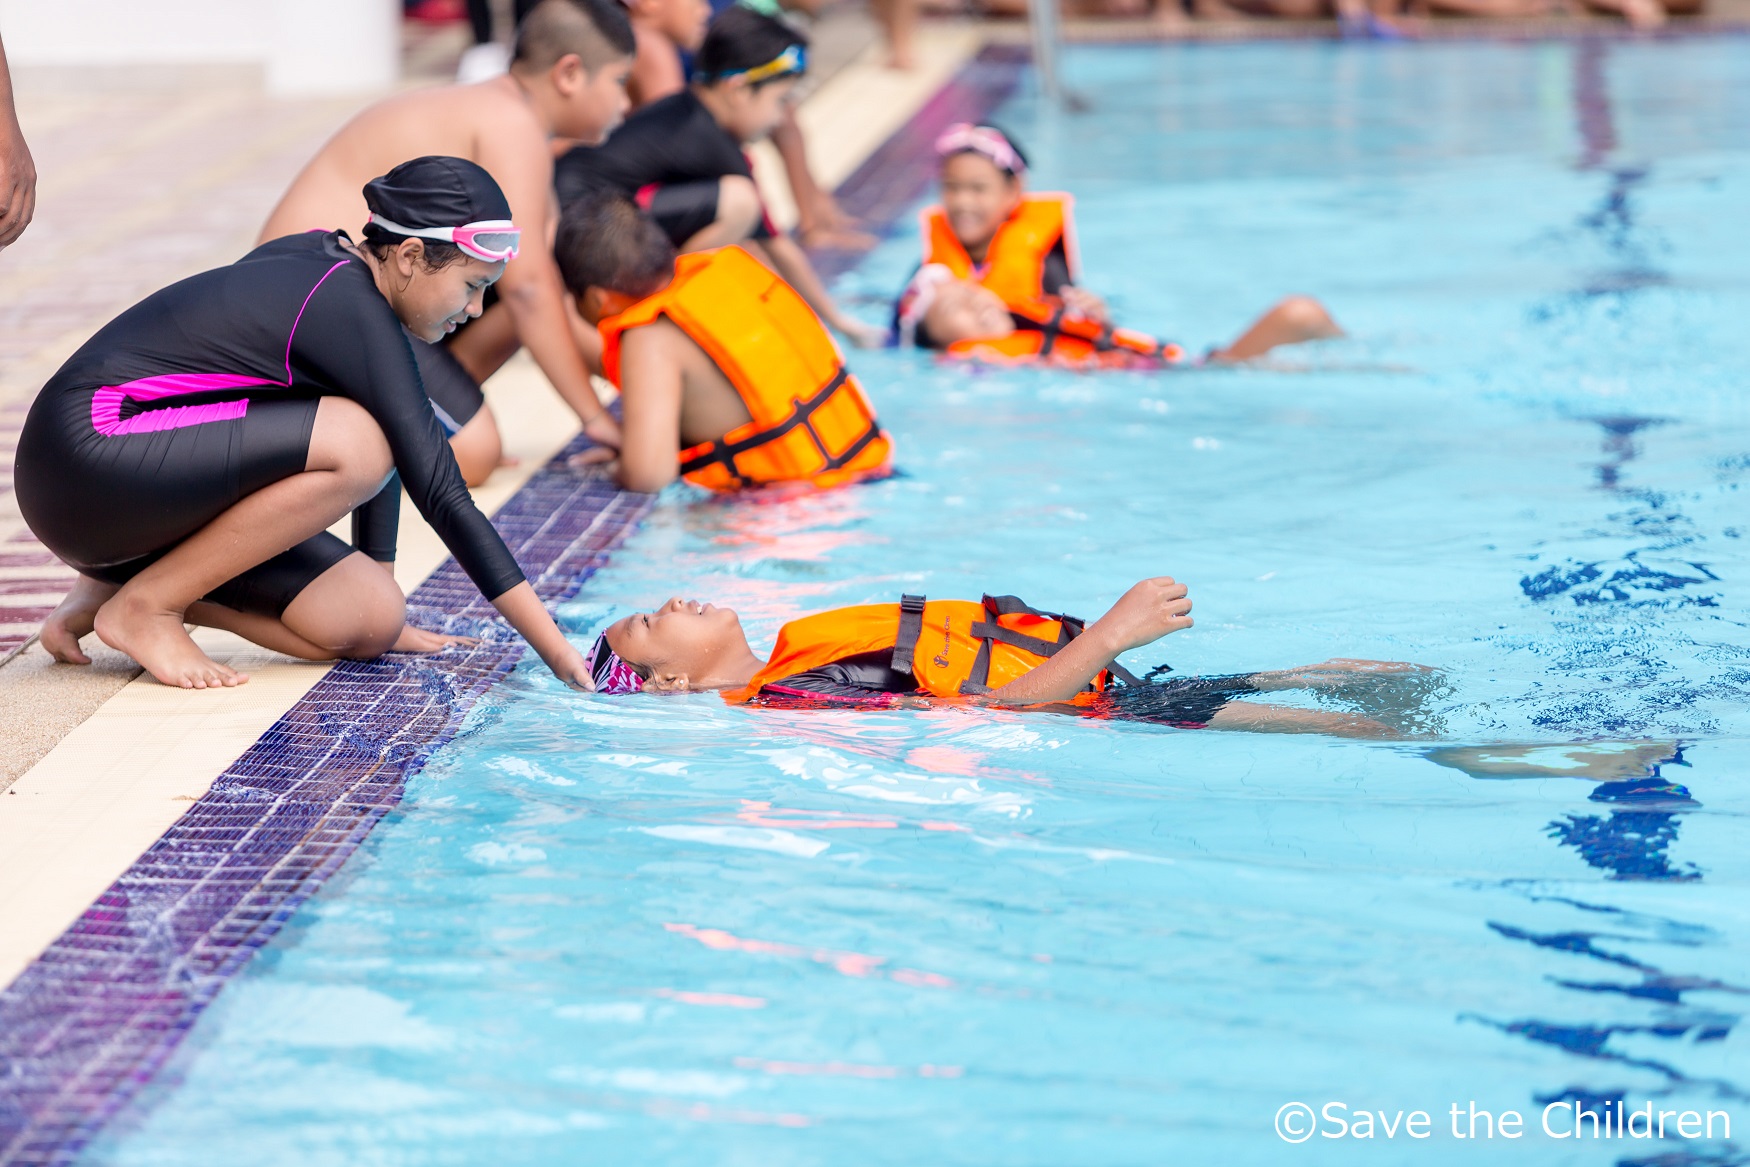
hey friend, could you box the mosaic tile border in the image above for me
[0,46,1030,1167]
[0,455,651,1166]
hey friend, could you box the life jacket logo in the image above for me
[933,617,952,669]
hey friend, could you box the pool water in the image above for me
[88,41,1750,1166]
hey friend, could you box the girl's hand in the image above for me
[543,642,596,691]
[392,625,479,653]
[1091,577,1193,654]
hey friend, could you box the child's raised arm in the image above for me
[989,577,1192,705]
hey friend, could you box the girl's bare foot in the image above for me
[39,574,120,665]
[94,589,248,689]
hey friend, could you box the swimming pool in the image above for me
[82,39,1750,1165]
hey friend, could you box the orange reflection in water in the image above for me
[664,922,955,988]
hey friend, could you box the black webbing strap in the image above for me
[1037,304,1065,358]
[1105,661,1146,687]
[958,593,1144,694]
[677,368,851,480]
[968,621,1067,658]
[891,594,926,676]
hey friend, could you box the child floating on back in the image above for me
[557,192,892,494]
[582,575,1436,739]
[897,123,1345,367]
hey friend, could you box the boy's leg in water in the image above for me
[1245,658,1448,737]
[1206,701,1400,738]
[1212,295,1344,361]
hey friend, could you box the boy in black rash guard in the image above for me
[580,578,1439,739]
[17,158,596,693]
[555,6,884,347]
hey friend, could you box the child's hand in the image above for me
[1059,286,1109,325]
[1092,577,1193,654]
[837,317,891,350]
[391,625,479,654]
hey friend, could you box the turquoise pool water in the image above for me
[89,41,1750,1165]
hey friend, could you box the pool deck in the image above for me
[0,9,1745,1161]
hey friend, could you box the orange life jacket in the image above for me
[947,304,1185,370]
[920,193,1078,309]
[598,246,892,492]
[723,593,1143,704]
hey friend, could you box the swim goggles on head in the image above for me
[368,215,521,262]
[705,43,806,85]
[584,630,646,695]
[934,123,1026,177]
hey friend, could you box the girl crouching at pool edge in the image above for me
[583,577,1440,738]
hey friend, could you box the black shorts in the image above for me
[409,331,486,435]
[1103,673,1261,728]
[15,391,355,617]
[637,180,725,249]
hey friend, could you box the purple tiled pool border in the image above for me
[0,46,1030,1167]
[0,449,653,1165]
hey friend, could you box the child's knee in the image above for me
[313,563,406,659]
[1271,295,1339,337]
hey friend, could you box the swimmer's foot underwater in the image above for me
[581,576,1444,740]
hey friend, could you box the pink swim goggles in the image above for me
[368,214,521,262]
[935,123,1027,177]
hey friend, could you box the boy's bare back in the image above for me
[261,79,549,242]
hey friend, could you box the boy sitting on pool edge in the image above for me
[897,123,1345,366]
[582,576,1437,739]
[556,192,892,494]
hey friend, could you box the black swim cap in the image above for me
[362,156,512,231]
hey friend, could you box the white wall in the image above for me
[0,0,400,94]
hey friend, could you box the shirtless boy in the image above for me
[260,0,634,485]
[556,193,891,494]
[555,6,885,348]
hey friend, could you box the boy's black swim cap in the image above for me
[362,156,512,229]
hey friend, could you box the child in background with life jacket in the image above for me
[897,123,1346,366]
[580,576,1438,738]
[556,7,886,348]
[557,192,892,494]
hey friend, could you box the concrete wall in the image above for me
[0,0,400,94]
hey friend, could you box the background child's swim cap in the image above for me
[935,123,1029,177]
[362,156,513,236]
[585,630,646,694]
